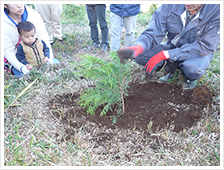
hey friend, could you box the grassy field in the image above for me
[3,4,221,167]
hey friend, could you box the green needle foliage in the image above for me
[77,53,133,116]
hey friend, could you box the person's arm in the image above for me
[4,32,25,71]
[134,4,168,53]
[41,40,50,58]
[117,4,168,64]
[163,50,170,59]
[168,18,220,62]
[117,5,168,62]
[16,44,29,65]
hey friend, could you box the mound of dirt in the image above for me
[190,85,213,106]
[48,82,213,134]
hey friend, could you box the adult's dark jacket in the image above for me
[134,4,220,62]
[110,4,141,17]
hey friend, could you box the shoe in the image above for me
[88,42,100,50]
[47,58,60,64]
[182,79,197,90]
[158,69,181,83]
[59,35,67,41]
[101,44,108,52]
[52,58,60,64]
[155,60,167,72]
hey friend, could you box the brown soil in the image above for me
[48,81,213,142]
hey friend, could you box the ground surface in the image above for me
[4,20,220,166]
[48,76,213,144]
[42,24,218,165]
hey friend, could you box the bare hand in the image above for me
[43,57,49,63]
[26,64,33,70]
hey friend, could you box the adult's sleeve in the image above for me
[134,5,168,53]
[15,44,29,65]
[4,31,24,71]
[168,18,220,62]
[41,40,50,58]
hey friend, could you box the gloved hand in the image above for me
[144,50,167,75]
[20,66,30,75]
[117,45,143,63]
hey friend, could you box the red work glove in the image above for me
[144,50,167,75]
[117,45,143,63]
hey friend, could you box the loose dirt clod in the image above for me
[190,85,213,106]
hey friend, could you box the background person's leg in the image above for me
[96,4,109,47]
[34,4,53,43]
[86,5,99,45]
[51,4,63,40]
[110,13,123,52]
[123,15,137,47]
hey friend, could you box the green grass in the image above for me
[197,49,220,94]
[61,4,88,26]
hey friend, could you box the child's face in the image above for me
[20,29,36,45]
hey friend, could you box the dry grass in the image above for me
[3,4,221,167]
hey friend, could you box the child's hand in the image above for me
[26,64,33,70]
[43,57,48,63]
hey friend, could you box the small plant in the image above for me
[4,122,25,166]
[67,142,80,156]
[29,136,53,161]
[77,53,132,116]
[110,112,123,124]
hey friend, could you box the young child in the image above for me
[16,21,50,71]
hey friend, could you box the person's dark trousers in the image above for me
[11,67,23,79]
[86,4,109,46]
